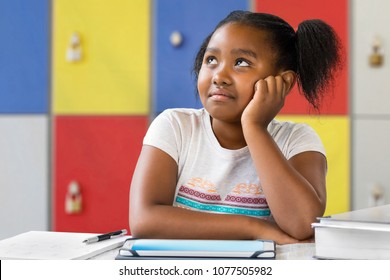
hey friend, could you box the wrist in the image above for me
[247,217,270,239]
[241,115,271,131]
[242,120,270,139]
[241,112,272,130]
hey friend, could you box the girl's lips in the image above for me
[209,94,232,101]
[209,90,234,101]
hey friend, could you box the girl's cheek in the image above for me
[197,69,212,89]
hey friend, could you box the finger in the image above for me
[265,76,283,102]
[254,80,261,93]
[275,76,286,98]
[264,76,276,95]
[255,79,269,99]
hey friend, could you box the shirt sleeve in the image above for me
[143,110,181,164]
[285,123,326,159]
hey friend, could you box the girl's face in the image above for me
[198,23,279,123]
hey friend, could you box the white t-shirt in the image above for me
[143,108,325,219]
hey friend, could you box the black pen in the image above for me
[83,229,127,244]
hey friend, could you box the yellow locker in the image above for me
[52,0,149,114]
[276,115,350,216]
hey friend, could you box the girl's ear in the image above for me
[281,70,297,95]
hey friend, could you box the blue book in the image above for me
[116,238,275,259]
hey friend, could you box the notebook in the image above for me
[0,231,129,260]
[116,238,276,259]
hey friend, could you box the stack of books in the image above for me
[312,204,390,259]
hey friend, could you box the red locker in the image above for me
[53,116,148,234]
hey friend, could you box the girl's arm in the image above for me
[129,145,299,244]
[241,75,327,240]
[243,128,326,240]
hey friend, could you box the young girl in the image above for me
[129,11,342,244]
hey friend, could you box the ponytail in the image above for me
[295,19,343,109]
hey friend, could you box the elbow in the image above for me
[129,223,144,239]
[288,222,315,241]
[129,216,141,237]
[129,205,153,238]
[130,215,153,238]
[129,196,153,238]
[129,205,162,238]
[291,203,325,240]
[283,209,323,241]
[129,203,145,238]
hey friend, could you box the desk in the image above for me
[90,243,316,260]
[0,231,316,260]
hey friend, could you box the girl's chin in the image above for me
[205,108,243,124]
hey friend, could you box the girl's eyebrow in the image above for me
[205,47,219,53]
[231,48,257,59]
[205,47,257,59]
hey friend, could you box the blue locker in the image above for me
[153,0,249,114]
[0,0,49,113]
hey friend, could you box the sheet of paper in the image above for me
[276,243,315,260]
[0,231,129,260]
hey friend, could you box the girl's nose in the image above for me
[212,66,232,86]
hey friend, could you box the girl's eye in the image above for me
[236,59,250,67]
[205,56,217,65]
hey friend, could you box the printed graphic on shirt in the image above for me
[175,177,270,218]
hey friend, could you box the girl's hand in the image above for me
[241,75,289,129]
